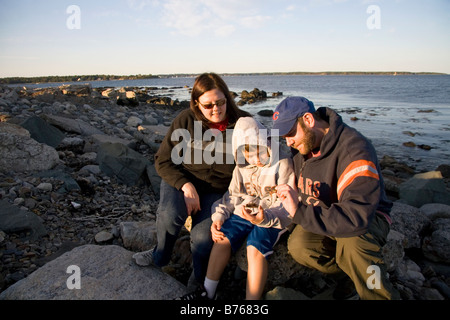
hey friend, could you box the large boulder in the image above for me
[59,84,92,96]
[399,171,450,207]
[0,245,187,300]
[420,203,450,263]
[20,116,65,148]
[422,218,450,263]
[96,142,151,186]
[41,114,103,136]
[83,134,135,153]
[389,201,431,248]
[0,122,60,173]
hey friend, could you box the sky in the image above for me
[0,0,449,77]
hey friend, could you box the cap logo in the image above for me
[273,111,279,121]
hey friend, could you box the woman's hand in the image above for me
[211,220,225,242]
[181,182,201,216]
[276,184,300,217]
[241,205,264,225]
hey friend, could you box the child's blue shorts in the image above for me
[220,214,285,258]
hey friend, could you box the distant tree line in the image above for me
[1,72,446,85]
[220,71,447,76]
[0,74,158,85]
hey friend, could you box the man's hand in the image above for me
[276,184,300,217]
[181,182,201,216]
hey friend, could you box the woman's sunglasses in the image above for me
[197,98,227,109]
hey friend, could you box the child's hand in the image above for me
[241,205,264,225]
[211,220,225,242]
[276,184,300,217]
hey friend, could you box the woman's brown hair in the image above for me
[190,72,251,125]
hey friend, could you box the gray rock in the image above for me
[59,137,85,149]
[20,116,65,148]
[42,114,103,136]
[120,221,157,252]
[420,203,450,220]
[83,134,135,153]
[0,122,60,173]
[94,231,114,243]
[382,230,406,272]
[395,257,426,287]
[0,244,187,300]
[78,165,101,176]
[96,142,151,186]
[59,84,92,96]
[36,182,52,192]
[117,91,139,106]
[390,201,431,248]
[35,170,80,193]
[126,116,143,127]
[399,171,450,207]
[0,199,47,241]
[422,218,450,263]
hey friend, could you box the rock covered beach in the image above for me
[0,83,450,300]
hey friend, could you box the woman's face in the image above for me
[197,89,227,123]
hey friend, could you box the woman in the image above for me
[133,73,251,289]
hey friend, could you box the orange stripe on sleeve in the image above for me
[337,160,379,200]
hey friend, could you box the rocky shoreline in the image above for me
[1,83,450,300]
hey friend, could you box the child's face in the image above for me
[243,145,270,167]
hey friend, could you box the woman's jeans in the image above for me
[153,180,223,282]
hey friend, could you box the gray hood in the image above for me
[232,117,279,168]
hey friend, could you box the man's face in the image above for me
[283,119,316,155]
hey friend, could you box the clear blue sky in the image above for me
[1,0,449,77]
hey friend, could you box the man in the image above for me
[274,96,400,300]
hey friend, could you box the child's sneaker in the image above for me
[176,286,215,300]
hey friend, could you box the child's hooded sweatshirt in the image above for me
[211,117,295,229]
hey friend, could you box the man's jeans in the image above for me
[153,180,223,282]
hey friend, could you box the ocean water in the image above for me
[26,74,450,172]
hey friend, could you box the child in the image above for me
[179,117,296,300]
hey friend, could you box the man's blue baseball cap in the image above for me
[271,96,315,136]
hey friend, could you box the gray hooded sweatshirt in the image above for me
[211,117,295,229]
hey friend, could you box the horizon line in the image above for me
[0,70,448,81]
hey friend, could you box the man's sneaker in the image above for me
[132,247,156,267]
[176,286,216,300]
[332,275,359,300]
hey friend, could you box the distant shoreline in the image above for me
[0,71,447,85]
